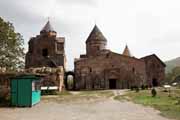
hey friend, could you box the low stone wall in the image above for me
[26,66,65,92]
[0,73,17,86]
[0,66,65,98]
[0,73,17,99]
[41,72,64,92]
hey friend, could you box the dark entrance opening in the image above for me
[64,71,75,90]
[42,48,48,57]
[67,75,74,90]
[152,78,158,87]
[109,79,117,89]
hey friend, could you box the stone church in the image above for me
[25,21,66,69]
[74,25,166,90]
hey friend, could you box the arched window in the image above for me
[106,53,109,58]
[132,67,135,73]
[90,68,92,72]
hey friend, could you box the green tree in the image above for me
[0,17,24,71]
[165,67,180,83]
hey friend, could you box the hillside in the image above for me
[165,57,180,73]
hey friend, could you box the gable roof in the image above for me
[141,54,166,67]
[86,25,107,43]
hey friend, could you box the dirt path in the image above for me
[0,90,171,120]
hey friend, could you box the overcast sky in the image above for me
[1,0,180,70]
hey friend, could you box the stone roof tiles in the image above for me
[86,25,107,43]
[41,21,56,33]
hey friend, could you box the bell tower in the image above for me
[25,20,66,69]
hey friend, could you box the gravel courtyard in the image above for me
[0,90,171,120]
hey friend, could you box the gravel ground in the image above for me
[0,90,171,120]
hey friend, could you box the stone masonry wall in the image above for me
[142,55,166,87]
[74,51,147,90]
[25,35,65,68]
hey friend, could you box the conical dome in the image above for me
[123,45,132,57]
[40,21,56,33]
[86,25,107,43]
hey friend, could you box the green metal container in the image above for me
[11,75,41,107]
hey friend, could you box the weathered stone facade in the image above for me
[25,21,66,69]
[141,55,166,87]
[74,25,166,90]
[25,21,66,91]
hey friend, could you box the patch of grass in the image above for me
[115,88,180,120]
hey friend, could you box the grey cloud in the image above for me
[57,0,97,6]
[0,1,42,25]
[0,0,44,50]
[0,0,91,69]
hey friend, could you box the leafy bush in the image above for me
[144,85,148,90]
[151,88,157,97]
[130,86,134,91]
[141,85,145,90]
[41,90,57,95]
[135,87,140,92]
[130,86,138,91]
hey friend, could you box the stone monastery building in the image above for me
[25,21,166,90]
[74,25,166,90]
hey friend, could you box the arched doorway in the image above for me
[108,70,119,89]
[152,78,158,87]
[109,79,117,89]
[64,71,75,90]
